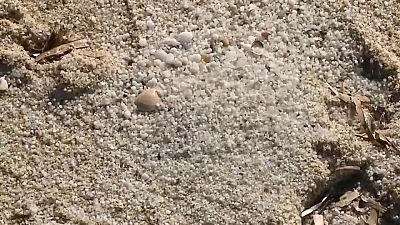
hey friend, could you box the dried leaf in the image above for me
[326,83,352,103]
[374,131,399,153]
[366,209,378,225]
[361,195,386,213]
[301,196,329,217]
[35,39,89,62]
[336,190,360,207]
[313,214,324,225]
[353,98,375,139]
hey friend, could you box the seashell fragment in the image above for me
[134,88,164,112]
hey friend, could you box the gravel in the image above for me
[0,0,399,224]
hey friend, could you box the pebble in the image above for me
[155,50,169,62]
[146,19,155,30]
[134,88,164,112]
[138,38,147,47]
[165,53,175,64]
[122,110,131,119]
[188,54,202,62]
[163,37,180,47]
[0,77,8,91]
[177,31,193,44]
[93,120,104,130]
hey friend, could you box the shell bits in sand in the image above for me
[134,88,164,112]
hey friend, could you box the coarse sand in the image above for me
[1,0,400,224]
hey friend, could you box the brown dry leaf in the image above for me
[353,98,375,139]
[313,214,325,225]
[366,209,378,225]
[361,195,386,214]
[35,38,89,62]
[336,190,361,207]
[374,130,399,153]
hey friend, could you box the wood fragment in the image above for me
[336,190,361,207]
[361,195,386,213]
[366,209,378,225]
[35,39,89,62]
[335,166,361,172]
[312,214,325,225]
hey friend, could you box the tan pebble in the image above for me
[200,53,211,63]
[134,88,163,112]
[261,30,272,39]
[221,37,231,47]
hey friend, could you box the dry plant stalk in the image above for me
[35,39,89,62]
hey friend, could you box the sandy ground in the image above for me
[1,0,400,224]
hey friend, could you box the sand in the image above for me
[1,0,400,224]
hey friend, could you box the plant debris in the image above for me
[35,38,89,63]
[301,195,330,217]
[336,190,361,207]
[326,83,399,154]
[361,195,387,214]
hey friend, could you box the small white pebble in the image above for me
[155,50,168,62]
[189,63,200,74]
[153,59,164,68]
[163,37,180,47]
[147,78,158,87]
[93,121,104,130]
[146,19,155,30]
[122,110,131,119]
[138,38,147,47]
[0,77,8,91]
[188,54,202,62]
[165,53,175,64]
[177,31,193,44]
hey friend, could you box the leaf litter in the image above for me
[301,83,394,225]
[326,83,399,154]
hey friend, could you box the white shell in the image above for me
[134,88,163,112]
[0,77,8,91]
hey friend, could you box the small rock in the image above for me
[155,50,169,62]
[0,77,8,91]
[177,31,193,44]
[93,120,104,130]
[146,19,155,30]
[134,88,164,112]
[188,54,202,62]
[138,38,147,47]
[122,110,131,119]
[163,37,180,47]
[165,53,175,64]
